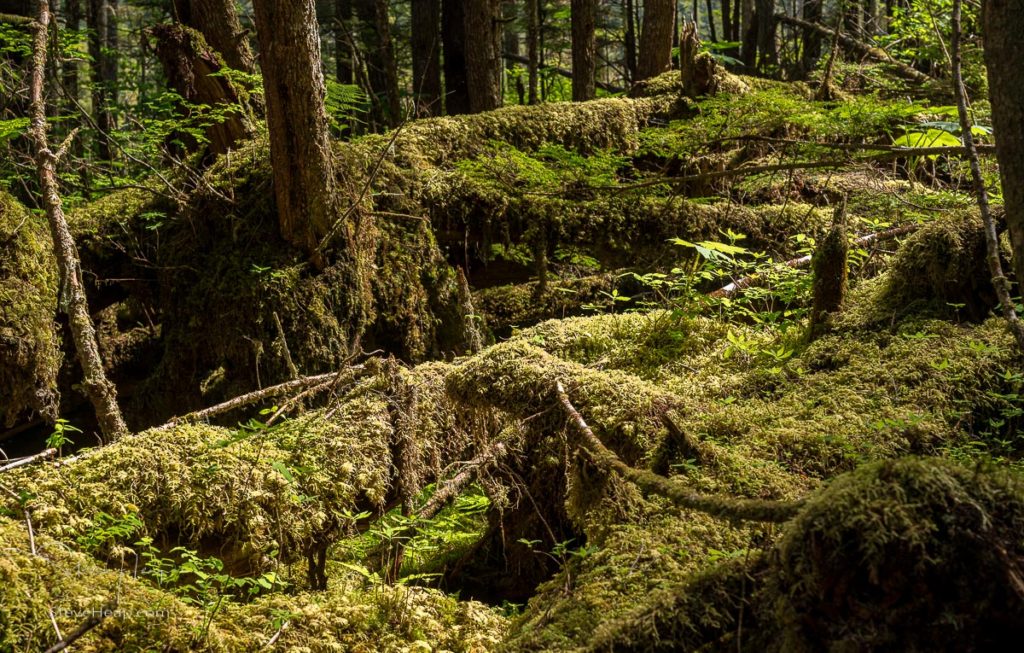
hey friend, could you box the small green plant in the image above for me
[46,418,81,455]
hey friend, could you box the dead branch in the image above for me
[556,381,801,522]
[0,448,57,473]
[503,52,625,93]
[158,365,365,429]
[42,604,114,653]
[29,0,128,441]
[776,13,937,86]
[711,223,919,298]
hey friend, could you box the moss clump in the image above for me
[769,457,1024,652]
[0,191,60,426]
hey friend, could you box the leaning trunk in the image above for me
[29,0,127,441]
[172,0,255,74]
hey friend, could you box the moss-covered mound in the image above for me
[769,457,1024,652]
[0,191,60,427]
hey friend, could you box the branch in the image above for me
[711,223,920,298]
[43,605,114,653]
[0,448,57,473]
[158,366,365,429]
[555,381,801,522]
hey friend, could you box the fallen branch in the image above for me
[0,448,57,473]
[555,381,801,522]
[159,366,365,429]
[718,135,997,156]
[776,13,937,86]
[42,604,114,653]
[710,223,920,298]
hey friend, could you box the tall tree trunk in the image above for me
[463,0,502,113]
[61,0,80,112]
[411,0,442,116]
[151,23,255,156]
[442,0,469,114]
[754,0,776,71]
[624,0,637,82]
[637,0,675,80]
[335,0,354,83]
[171,0,254,74]
[354,0,401,128]
[741,0,755,66]
[705,0,718,42]
[571,0,596,101]
[86,0,116,160]
[29,0,127,441]
[527,0,540,103]
[982,0,1024,292]
[250,0,338,260]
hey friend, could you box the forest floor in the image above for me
[3,63,1024,651]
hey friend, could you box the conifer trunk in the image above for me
[463,0,503,112]
[411,0,442,116]
[637,0,674,80]
[571,0,596,101]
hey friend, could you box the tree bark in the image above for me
[442,0,469,114]
[802,0,822,73]
[61,0,81,115]
[250,0,337,260]
[624,0,637,83]
[86,0,116,160]
[571,0,596,101]
[151,23,255,156]
[463,0,503,113]
[29,0,127,441]
[171,0,254,74]
[335,0,354,83]
[637,0,674,80]
[526,0,540,103]
[411,0,442,116]
[982,0,1024,299]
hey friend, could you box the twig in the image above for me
[43,604,114,653]
[711,223,919,298]
[0,448,57,473]
[555,381,801,522]
[264,620,289,649]
[951,0,1024,352]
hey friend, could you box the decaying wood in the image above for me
[555,381,801,522]
[42,604,114,653]
[29,0,128,441]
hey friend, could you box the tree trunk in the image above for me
[637,0,674,80]
[463,0,502,113]
[982,0,1024,290]
[411,0,442,116]
[741,0,755,66]
[151,23,255,156]
[527,0,540,103]
[705,0,718,42]
[624,0,637,83]
[86,0,116,160]
[335,0,354,83]
[754,0,776,71]
[354,0,401,128]
[171,0,254,74]
[571,0,596,101]
[442,0,469,114]
[802,0,822,72]
[250,0,338,259]
[61,0,80,113]
[29,0,127,441]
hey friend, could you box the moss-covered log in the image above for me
[0,191,59,427]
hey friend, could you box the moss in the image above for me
[767,457,1024,652]
[0,191,60,426]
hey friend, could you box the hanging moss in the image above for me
[0,191,60,427]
